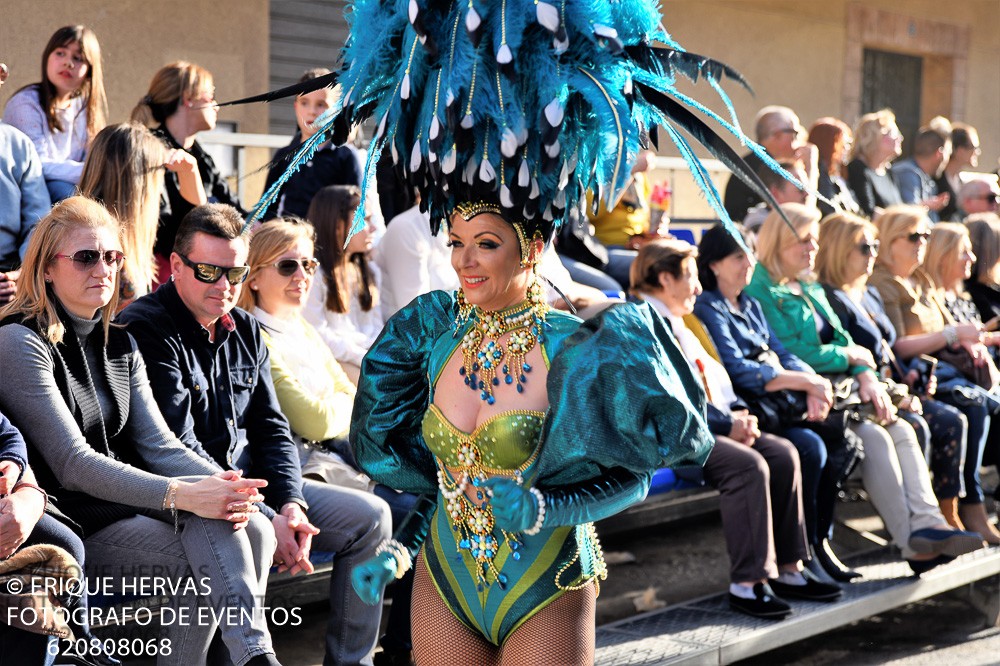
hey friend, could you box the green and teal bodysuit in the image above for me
[351,291,714,646]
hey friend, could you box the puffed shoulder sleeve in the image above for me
[535,302,714,487]
[350,290,454,494]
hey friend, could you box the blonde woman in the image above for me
[78,122,205,308]
[846,109,904,217]
[238,218,417,660]
[816,212,984,571]
[869,205,996,540]
[132,61,238,279]
[0,197,279,666]
[744,203,895,574]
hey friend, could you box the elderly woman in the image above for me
[816,212,984,571]
[846,109,904,218]
[0,197,281,666]
[691,224,854,582]
[808,117,861,217]
[868,206,996,543]
[632,239,841,618]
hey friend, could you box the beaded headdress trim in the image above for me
[453,201,531,267]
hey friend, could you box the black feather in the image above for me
[216,71,339,107]
[629,46,753,96]
[635,82,787,221]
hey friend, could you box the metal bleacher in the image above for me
[595,543,1000,666]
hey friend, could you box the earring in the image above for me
[44,278,52,283]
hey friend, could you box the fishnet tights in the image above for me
[411,554,595,665]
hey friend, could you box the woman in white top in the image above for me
[3,26,106,202]
[303,185,384,384]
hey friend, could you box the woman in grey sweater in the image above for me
[0,197,282,666]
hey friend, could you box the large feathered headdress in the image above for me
[239,0,794,240]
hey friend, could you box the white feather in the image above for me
[479,159,496,183]
[536,1,559,32]
[501,128,518,158]
[544,98,564,128]
[497,44,512,65]
[500,185,513,208]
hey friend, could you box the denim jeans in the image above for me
[779,426,829,544]
[301,479,392,666]
[372,486,417,653]
[84,511,277,666]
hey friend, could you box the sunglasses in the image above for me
[974,194,1000,205]
[54,249,125,271]
[273,257,319,277]
[858,241,880,256]
[178,253,250,285]
[906,231,931,243]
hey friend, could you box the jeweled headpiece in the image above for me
[247,0,796,244]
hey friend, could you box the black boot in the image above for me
[812,539,861,582]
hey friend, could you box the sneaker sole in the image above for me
[909,533,986,557]
[728,601,791,619]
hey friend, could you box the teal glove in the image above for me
[483,478,538,532]
[351,552,396,606]
[484,468,652,533]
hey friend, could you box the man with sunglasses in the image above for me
[0,60,51,305]
[958,176,1000,218]
[723,105,819,223]
[118,204,391,666]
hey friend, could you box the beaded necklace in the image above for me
[455,280,549,404]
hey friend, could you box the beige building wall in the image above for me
[0,0,270,134]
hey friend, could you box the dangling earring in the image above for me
[453,288,474,335]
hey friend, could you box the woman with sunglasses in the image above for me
[816,212,985,572]
[238,218,418,662]
[869,205,995,542]
[132,62,243,285]
[79,122,205,308]
[304,185,382,385]
[0,197,283,666]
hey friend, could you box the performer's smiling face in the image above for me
[448,212,536,312]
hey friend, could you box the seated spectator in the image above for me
[692,225,852,582]
[965,213,1000,324]
[304,184,383,384]
[0,59,50,306]
[117,203,392,665]
[632,239,841,619]
[260,68,361,220]
[938,123,981,221]
[846,109,904,218]
[239,218,416,663]
[868,205,993,540]
[920,222,1000,543]
[723,105,818,223]
[957,176,1000,218]
[0,197,280,665]
[890,120,952,221]
[742,159,809,234]
[132,61,238,282]
[808,117,861,218]
[374,188,459,318]
[746,205,916,575]
[78,122,205,308]
[2,26,106,203]
[586,149,666,289]
[816,211,984,572]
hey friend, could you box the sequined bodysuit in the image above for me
[421,403,596,645]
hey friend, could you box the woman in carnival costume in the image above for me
[247,0,795,661]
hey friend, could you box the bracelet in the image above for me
[12,482,48,507]
[375,539,412,579]
[943,325,958,347]
[523,487,546,535]
[162,480,179,534]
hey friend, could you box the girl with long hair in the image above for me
[303,184,382,384]
[3,25,107,202]
[78,122,205,307]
